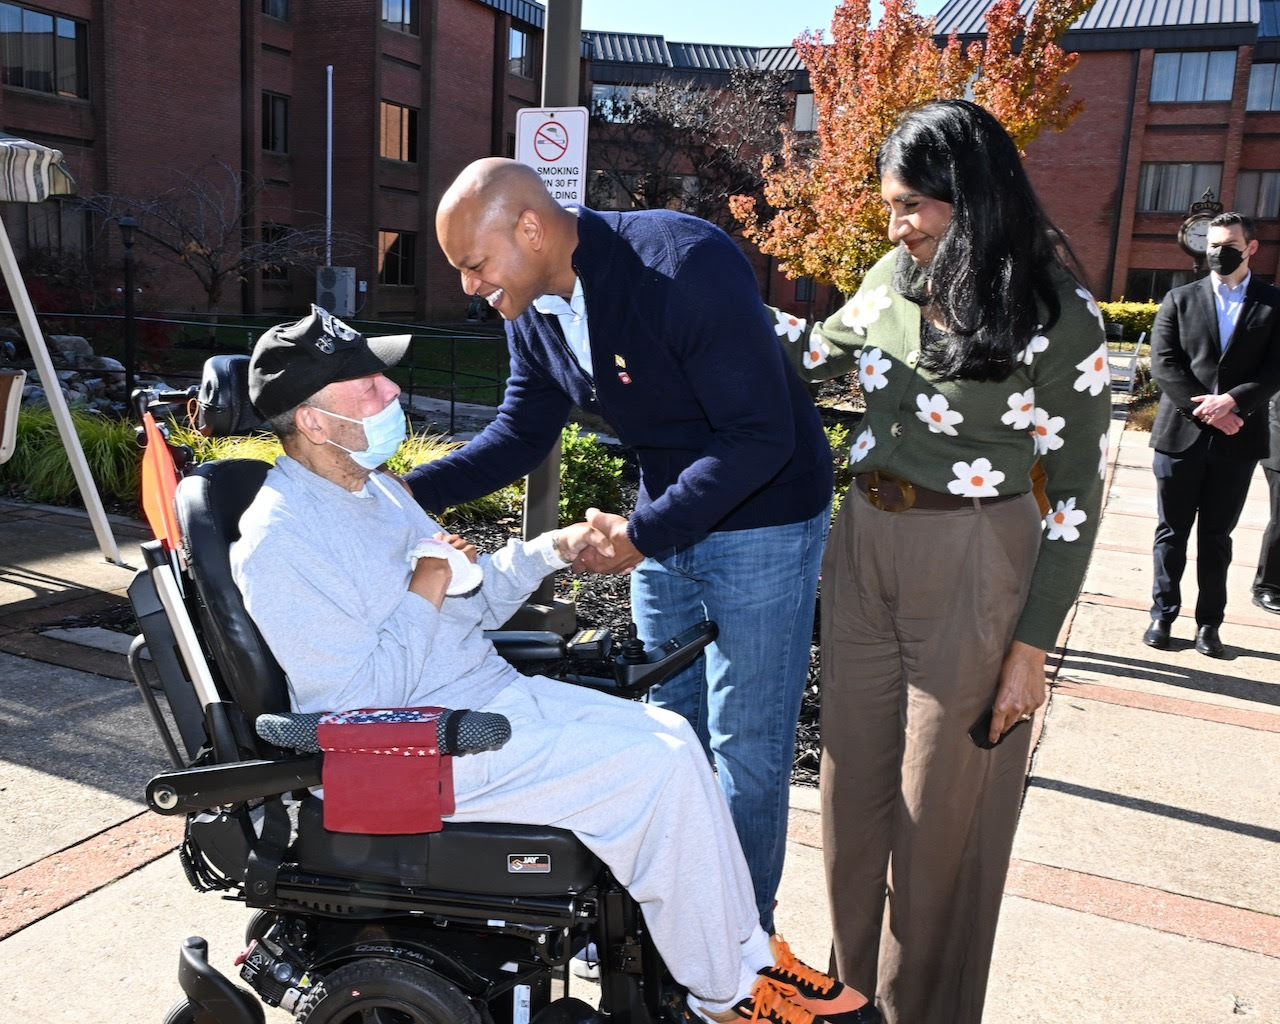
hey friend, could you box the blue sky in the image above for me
[579,0,951,48]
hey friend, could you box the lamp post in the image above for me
[118,214,138,404]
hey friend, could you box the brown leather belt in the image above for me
[854,471,1023,513]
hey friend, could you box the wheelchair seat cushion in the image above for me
[294,796,601,894]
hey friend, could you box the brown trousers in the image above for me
[819,485,1042,1024]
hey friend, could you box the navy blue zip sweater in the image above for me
[406,207,832,557]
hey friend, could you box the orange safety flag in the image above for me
[140,411,181,552]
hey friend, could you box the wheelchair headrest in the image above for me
[175,458,291,746]
[197,355,266,437]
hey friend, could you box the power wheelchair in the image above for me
[127,355,722,1024]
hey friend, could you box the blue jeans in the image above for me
[631,505,830,932]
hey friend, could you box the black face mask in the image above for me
[1208,245,1246,276]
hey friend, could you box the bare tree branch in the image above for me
[79,160,367,311]
[588,69,792,235]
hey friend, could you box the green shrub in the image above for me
[168,423,283,465]
[558,423,624,523]
[0,405,140,503]
[825,422,854,518]
[383,431,461,477]
[2,411,617,529]
[389,430,525,523]
[1098,300,1159,343]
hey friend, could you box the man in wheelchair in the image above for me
[230,308,877,1024]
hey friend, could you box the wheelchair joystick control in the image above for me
[619,623,646,663]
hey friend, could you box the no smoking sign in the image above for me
[515,106,588,206]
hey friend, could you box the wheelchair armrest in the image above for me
[147,754,321,815]
[484,629,567,661]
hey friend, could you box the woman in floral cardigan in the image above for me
[775,100,1110,1024]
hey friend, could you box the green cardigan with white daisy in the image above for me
[777,249,1111,651]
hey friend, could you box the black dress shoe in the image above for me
[1142,619,1171,649]
[1195,625,1225,658]
[1253,589,1280,615]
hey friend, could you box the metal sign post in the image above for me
[504,0,585,634]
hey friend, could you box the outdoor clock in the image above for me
[1178,212,1212,258]
[1177,188,1223,259]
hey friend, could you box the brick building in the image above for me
[0,0,547,322]
[936,0,1280,302]
[14,0,1253,325]
[0,0,836,324]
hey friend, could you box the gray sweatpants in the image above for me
[447,673,760,1003]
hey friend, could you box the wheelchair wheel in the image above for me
[297,958,481,1024]
[244,909,277,947]
[160,998,196,1024]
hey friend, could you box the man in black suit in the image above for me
[1144,212,1280,657]
[1253,393,1280,614]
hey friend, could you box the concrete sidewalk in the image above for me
[1,412,1278,1022]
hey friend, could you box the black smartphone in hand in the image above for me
[968,707,1030,750]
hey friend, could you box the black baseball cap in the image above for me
[248,304,412,419]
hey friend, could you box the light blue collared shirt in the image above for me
[1211,270,1249,354]
[532,275,592,377]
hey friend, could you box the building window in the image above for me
[382,0,419,36]
[1247,63,1280,110]
[7,196,83,254]
[379,230,416,286]
[793,93,816,132]
[795,276,816,303]
[1124,268,1196,304]
[261,223,289,283]
[1136,162,1222,213]
[509,26,534,78]
[262,0,288,19]
[591,83,653,123]
[262,92,289,154]
[1236,171,1280,219]
[0,3,88,98]
[380,101,418,163]
[1150,51,1235,103]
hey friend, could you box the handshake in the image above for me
[408,508,644,607]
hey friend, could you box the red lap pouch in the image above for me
[317,707,456,834]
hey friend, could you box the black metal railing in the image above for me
[0,309,509,435]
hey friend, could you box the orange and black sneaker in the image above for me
[757,934,883,1024]
[682,975,819,1024]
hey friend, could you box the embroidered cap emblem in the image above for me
[313,304,361,353]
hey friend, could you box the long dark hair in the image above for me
[877,99,1081,382]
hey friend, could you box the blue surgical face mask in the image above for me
[313,398,406,469]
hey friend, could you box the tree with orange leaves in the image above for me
[730,0,1096,295]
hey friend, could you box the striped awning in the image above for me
[0,134,77,203]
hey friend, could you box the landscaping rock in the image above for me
[47,334,93,366]
[87,355,126,378]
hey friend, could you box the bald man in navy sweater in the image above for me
[408,158,832,934]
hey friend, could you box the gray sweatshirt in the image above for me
[230,455,567,715]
